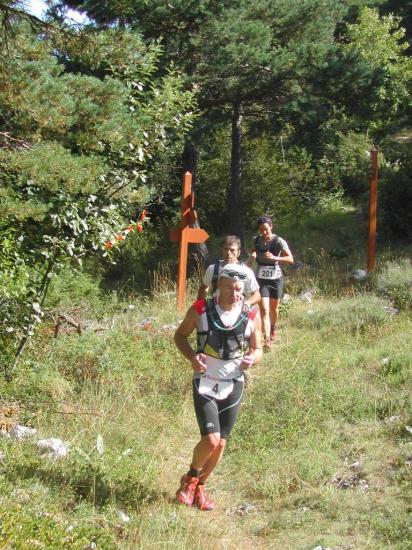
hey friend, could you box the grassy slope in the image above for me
[0,209,411,549]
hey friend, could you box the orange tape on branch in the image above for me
[105,209,148,250]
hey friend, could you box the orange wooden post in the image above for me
[170,172,209,311]
[367,147,378,272]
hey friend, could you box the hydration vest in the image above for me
[254,235,282,266]
[196,299,253,360]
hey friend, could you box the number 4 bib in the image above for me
[198,375,234,400]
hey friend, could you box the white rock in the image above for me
[297,289,314,303]
[37,438,69,458]
[120,448,133,457]
[117,510,130,523]
[10,425,37,439]
[127,304,135,311]
[350,269,368,282]
[282,293,292,303]
[385,415,401,423]
[384,305,399,315]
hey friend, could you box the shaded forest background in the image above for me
[1,0,412,370]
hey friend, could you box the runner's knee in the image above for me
[259,302,270,316]
[203,432,221,450]
[217,438,227,451]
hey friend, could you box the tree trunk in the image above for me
[182,141,210,268]
[227,100,244,242]
[8,255,56,379]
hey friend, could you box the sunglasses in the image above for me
[220,270,247,281]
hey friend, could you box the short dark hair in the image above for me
[257,215,272,227]
[221,235,241,249]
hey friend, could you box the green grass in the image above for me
[1,213,411,549]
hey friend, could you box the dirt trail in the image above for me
[147,352,281,550]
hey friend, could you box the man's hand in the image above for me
[240,354,254,371]
[191,353,207,374]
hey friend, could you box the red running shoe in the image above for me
[176,475,199,506]
[194,484,215,511]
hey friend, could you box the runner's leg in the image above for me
[269,297,280,327]
[269,278,284,337]
[199,380,244,483]
[191,379,222,473]
[198,438,226,483]
[259,295,271,342]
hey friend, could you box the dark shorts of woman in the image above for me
[192,378,244,439]
[257,276,284,300]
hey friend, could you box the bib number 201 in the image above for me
[261,269,273,278]
[258,265,280,280]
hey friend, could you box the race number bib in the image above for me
[258,265,281,280]
[198,375,234,400]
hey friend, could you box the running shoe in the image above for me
[194,484,215,511]
[270,325,277,341]
[176,474,199,506]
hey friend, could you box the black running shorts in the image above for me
[192,378,244,439]
[258,276,284,300]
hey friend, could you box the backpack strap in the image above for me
[211,260,222,293]
[253,235,260,251]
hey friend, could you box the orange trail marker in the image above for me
[170,172,209,311]
[367,148,378,272]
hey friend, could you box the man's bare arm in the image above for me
[240,310,263,370]
[197,283,209,300]
[174,307,206,373]
[246,250,257,268]
[245,289,261,307]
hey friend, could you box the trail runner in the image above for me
[197,235,260,307]
[247,215,293,348]
[174,266,263,510]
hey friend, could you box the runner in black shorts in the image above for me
[192,377,243,439]
[247,215,293,348]
[258,276,284,300]
[174,267,262,511]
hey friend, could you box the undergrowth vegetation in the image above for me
[0,215,411,549]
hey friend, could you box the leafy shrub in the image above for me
[379,353,410,387]
[372,259,412,311]
[323,130,373,199]
[379,168,412,240]
[292,295,391,333]
[103,225,177,294]
[1,438,157,508]
[45,266,103,310]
